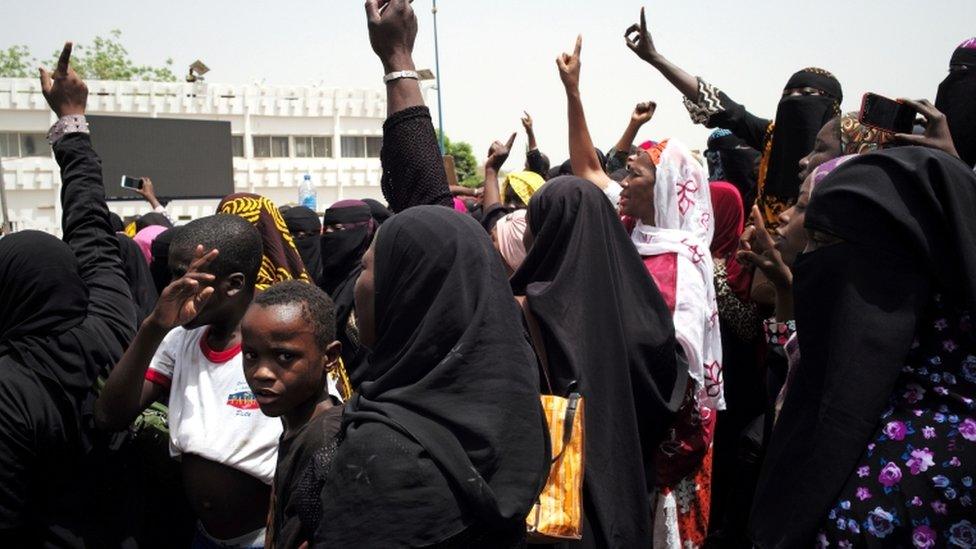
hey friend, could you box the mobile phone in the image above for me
[859,93,917,134]
[120,175,143,190]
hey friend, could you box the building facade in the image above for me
[0,77,387,234]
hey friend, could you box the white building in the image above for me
[0,77,388,234]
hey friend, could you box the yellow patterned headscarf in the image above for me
[502,171,546,205]
[217,193,311,291]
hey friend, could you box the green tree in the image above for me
[0,45,37,78]
[437,131,481,187]
[46,30,177,81]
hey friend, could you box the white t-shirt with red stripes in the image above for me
[146,326,282,485]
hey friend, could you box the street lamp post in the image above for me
[432,0,445,154]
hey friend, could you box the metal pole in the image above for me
[432,0,445,154]
[0,156,11,234]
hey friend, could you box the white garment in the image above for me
[147,326,283,484]
[603,180,623,208]
[629,139,725,411]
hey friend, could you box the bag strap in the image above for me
[515,295,554,394]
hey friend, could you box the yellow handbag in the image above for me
[518,297,585,542]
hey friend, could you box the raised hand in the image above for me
[148,246,219,330]
[556,35,583,90]
[736,205,792,289]
[625,7,660,64]
[39,42,87,117]
[893,98,960,160]
[365,0,418,72]
[486,132,517,172]
[632,101,657,125]
[521,111,534,133]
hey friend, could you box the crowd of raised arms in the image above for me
[1,1,975,548]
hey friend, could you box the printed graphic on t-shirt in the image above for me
[227,391,260,411]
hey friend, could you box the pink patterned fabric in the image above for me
[133,225,167,264]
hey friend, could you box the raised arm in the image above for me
[557,36,614,190]
[625,8,698,100]
[366,0,451,212]
[96,247,218,431]
[608,101,656,171]
[41,42,136,344]
[624,7,770,150]
[482,132,516,211]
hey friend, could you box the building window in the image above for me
[0,132,50,157]
[252,136,271,158]
[271,136,289,158]
[231,135,244,157]
[340,136,366,158]
[294,136,332,158]
[0,133,16,157]
[366,136,383,158]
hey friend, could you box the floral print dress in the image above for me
[818,293,976,547]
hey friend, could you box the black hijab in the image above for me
[135,212,173,232]
[116,234,158,325]
[149,227,178,295]
[318,206,548,546]
[749,147,976,547]
[361,198,392,225]
[936,39,976,168]
[706,129,761,207]
[281,206,323,284]
[510,177,686,548]
[763,68,842,215]
[319,201,374,297]
[108,212,124,233]
[0,231,94,434]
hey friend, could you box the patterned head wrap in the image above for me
[217,193,311,291]
[839,112,894,155]
[502,170,546,205]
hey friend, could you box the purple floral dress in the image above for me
[818,293,976,548]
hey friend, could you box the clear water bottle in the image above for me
[299,174,317,211]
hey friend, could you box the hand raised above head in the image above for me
[556,35,583,90]
[624,7,660,64]
[632,101,657,124]
[486,132,517,172]
[39,42,87,117]
[365,0,418,72]
[521,111,533,132]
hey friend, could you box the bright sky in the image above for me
[5,1,974,163]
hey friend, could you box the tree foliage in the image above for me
[438,131,482,187]
[0,30,177,81]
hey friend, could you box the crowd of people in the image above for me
[1,1,975,547]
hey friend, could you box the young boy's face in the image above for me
[241,302,336,418]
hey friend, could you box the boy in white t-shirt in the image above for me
[96,214,279,548]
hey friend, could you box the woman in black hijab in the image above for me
[319,200,376,384]
[317,206,548,547]
[115,234,158,325]
[280,205,323,283]
[936,37,976,168]
[361,198,393,225]
[0,133,136,542]
[750,147,976,547]
[511,177,686,548]
[624,7,841,228]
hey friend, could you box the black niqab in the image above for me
[510,177,686,547]
[936,44,976,167]
[361,198,392,225]
[764,69,842,212]
[281,206,323,284]
[750,147,976,547]
[318,206,548,546]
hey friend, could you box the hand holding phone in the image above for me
[121,175,143,190]
[859,93,917,134]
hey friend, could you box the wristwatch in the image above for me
[383,70,420,84]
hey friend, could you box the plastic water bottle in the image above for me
[299,174,317,211]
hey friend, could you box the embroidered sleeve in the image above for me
[47,114,89,145]
[682,78,725,125]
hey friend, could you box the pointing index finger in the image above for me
[573,35,582,57]
[640,7,647,33]
[56,42,73,76]
[505,132,517,149]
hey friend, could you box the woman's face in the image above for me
[773,178,812,266]
[353,242,377,348]
[619,153,656,221]
[798,118,841,183]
